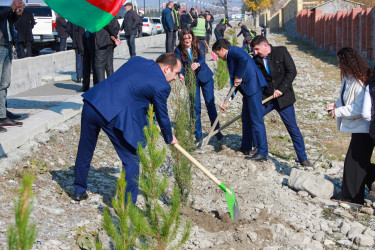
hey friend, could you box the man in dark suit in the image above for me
[121,2,140,57]
[14,7,34,58]
[66,22,84,83]
[180,10,188,29]
[56,14,68,51]
[250,36,312,166]
[0,1,24,133]
[72,53,181,203]
[94,17,120,84]
[213,39,268,162]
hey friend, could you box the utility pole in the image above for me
[144,0,145,15]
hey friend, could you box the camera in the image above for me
[174,3,180,10]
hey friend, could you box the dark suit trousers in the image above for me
[82,37,97,88]
[18,41,32,58]
[105,44,114,77]
[165,30,175,53]
[74,101,140,204]
[241,90,268,155]
[95,44,113,84]
[194,78,219,139]
[75,49,83,80]
[252,102,307,162]
[342,133,374,204]
[59,38,67,51]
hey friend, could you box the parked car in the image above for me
[25,3,59,53]
[142,17,157,36]
[151,17,164,34]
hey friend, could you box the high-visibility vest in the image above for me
[193,18,206,38]
[173,9,179,26]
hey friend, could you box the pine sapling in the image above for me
[171,64,196,204]
[8,174,37,250]
[100,170,142,250]
[137,105,190,249]
[215,58,230,90]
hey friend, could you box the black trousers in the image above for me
[18,41,32,58]
[82,36,97,89]
[165,30,176,53]
[342,133,374,204]
[95,44,113,84]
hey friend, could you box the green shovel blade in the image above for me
[219,183,240,221]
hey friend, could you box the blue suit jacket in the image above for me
[174,42,213,83]
[162,7,174,31]
[226,46,268,96]
[82,57,173,149]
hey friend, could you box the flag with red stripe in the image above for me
[43,0,126,32]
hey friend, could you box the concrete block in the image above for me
[288,168,334,199]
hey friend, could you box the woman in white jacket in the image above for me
[327,47,372,205]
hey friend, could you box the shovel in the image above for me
[201,85,237,149]
[173,143,240,221]
[207,95,275,138]
[204,40,217,61]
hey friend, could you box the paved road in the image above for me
[0,43,167,157]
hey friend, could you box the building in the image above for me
[310,0,363,14]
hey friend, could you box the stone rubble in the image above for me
[0,31,374,249]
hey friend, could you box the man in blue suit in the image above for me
[212,39,268,162]
[72,53,181,203]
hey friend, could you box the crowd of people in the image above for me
[1,0,375,207]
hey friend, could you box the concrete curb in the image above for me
[0,95,83,157]
[9,34,166,96]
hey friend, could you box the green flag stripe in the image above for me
[43,0,114,33]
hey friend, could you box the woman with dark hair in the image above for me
[174,27,222,143]
[327,47,373,204]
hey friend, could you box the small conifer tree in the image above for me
[136,105,190,249]
[215,58,230,90]
[8,174,37,250]
[171,64,196,204]
[101,170,142,250]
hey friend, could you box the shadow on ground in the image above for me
[51,166,118,207]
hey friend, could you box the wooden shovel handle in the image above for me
[210,95,274,136]
[202,86,237,148]
[174,143,221,186]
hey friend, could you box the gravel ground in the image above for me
[1,31,375,249]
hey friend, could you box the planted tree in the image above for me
[215,58,230,90]
[171,65,196,204]
[136,105,191,249]
[8,174,38,250]
[101,170,142,250]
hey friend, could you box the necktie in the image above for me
[85,30,90,38]
[187,48,193,61]
[264,57,271,76]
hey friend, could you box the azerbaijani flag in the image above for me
[43,0,126,33]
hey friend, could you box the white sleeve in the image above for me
[335,80,365,119]
[362,85,371,121]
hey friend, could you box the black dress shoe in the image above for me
[74,78,82,83]
[300,159,313,167]
[0,126,6,133]
[238,148,250,155]
[216,132,224,141]
[249,153,267,162]
[6,110,22,120]
[77,86,89,92]
[0,117,23,127]
[71,192,88,201]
